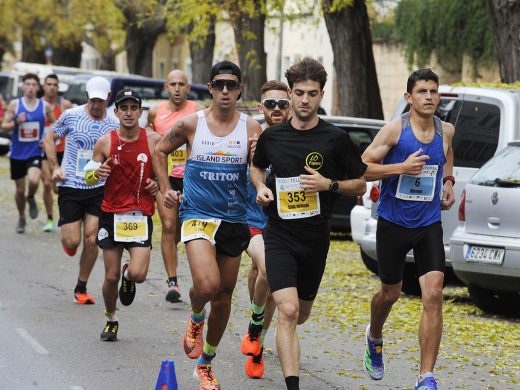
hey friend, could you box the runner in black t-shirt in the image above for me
[250,57,367,390]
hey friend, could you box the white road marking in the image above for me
[15,328,49,355]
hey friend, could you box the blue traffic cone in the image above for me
[155,359,178,390]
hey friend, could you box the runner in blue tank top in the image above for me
[154,61,263,389]
[1,73,56,233]
[361,69,456,390]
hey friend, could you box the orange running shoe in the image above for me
[63,244,77,257]
[182,316,204,359]
[193,364,221,390]
[245,347,265,379]
[240,322,263,356]
[74,291,95,304]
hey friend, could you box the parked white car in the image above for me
[353,85,520,295]
[450,142,520,316]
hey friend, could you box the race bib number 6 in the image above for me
[396,164,438,202]
[114,212,148,243]
[181,218,222,245]
[276,176,320,219]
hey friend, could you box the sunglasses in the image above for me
[262,98,290,110]
[210,79,241,91]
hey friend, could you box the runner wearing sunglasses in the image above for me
[154,61,262,390]
[250,58,367,390]
[240,80,291,379]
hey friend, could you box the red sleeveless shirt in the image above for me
[101,128,155,216]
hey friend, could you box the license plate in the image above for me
[464,244,505,265]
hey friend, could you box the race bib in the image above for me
[276,176,320,220]
[76,149,93,177]
[114,212,148,243]
[18,121,40,142]
[167,145,188,175]
[396,164,438,201]
[181,218,221,245]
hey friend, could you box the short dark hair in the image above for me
[407,68,439,93]
[45,74,59,83]
[285,57,327,90]
[22,73,40,84]
[260,80,289,97]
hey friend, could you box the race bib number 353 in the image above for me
[276,177,320,219]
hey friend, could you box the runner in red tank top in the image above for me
[86,89,160,341]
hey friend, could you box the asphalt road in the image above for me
[0,154,519,390]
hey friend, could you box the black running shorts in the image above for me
[214,221,250,257]
[264,220,330,301]
[10,156,43,180]
[96,211,153,249]
[168,176,184,193]
[376,217,445,285]
[57,186,104,226]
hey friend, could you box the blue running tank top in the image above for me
[180,111,249,224]
[377,112,446,228]
[10,98,46,160]
[52,105,119,190]
[246,165,268,229]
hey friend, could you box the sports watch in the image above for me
[329,180,339,193]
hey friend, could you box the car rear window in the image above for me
[470,145,520,185]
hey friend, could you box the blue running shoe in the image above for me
[415,376,438,390]
[363,324,384,380]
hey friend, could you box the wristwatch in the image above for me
[329,180,339,193]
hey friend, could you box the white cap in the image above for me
[85,76,111,101]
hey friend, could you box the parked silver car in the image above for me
[450,142,520,316]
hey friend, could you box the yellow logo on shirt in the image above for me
[305,152,323,170]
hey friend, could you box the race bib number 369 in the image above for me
[396,164,438,202]
[114,212,148,243]
[276,177,320,219]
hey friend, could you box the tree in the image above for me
[228,1,267,101]
[189,16,216,84]
[118,0,167,76]
[394,0,495,76]
[322,0,384,119]
[487,0,520,83]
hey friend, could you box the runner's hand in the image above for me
[402,149,429,175]
[144,178,159,196]
[441,181,455,210]
[256,185,274,206]
[300,166,328,192]
[95,157,112,179]
[249,133,258,160]
[51,167,65,183]
[163,189,182,209]
[15,112,26,125]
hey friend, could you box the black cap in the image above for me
[210,61,241,82]
[115,89,142,107]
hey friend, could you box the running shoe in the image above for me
[74,291,95,304]
[240,322,263,356]
[100,321,119,342]
[245,346,264,379]
[119,262,136,306]
[16,218,26,234]
[62,244,77,257]
[415,376,438,390]
[165,282,182,303]
[193,364,221,390]
[43,220,54,232]
[363,324,384,380]
[27,196,38,219]
[182,316,205,359]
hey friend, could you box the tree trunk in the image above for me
[51,43,82,67]
[322,0,384,119]
[487,0,520,83]
[189,15,216,84]
[21,35,46,64]
[232,4,267,102]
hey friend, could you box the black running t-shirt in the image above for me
[252,118,366,224]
